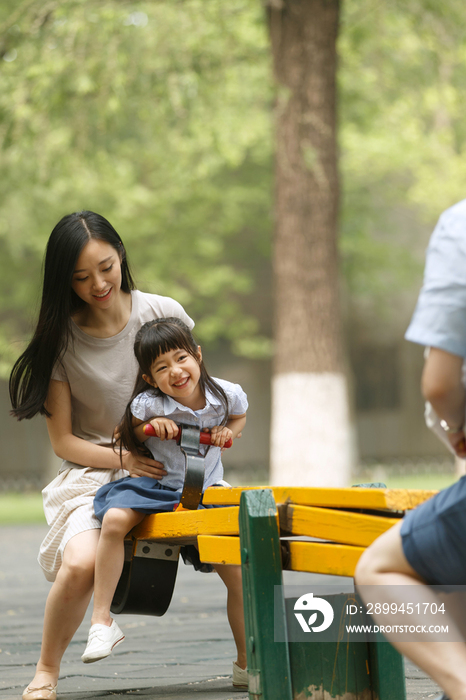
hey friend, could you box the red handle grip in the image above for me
[143,423,232,448]
[199,431,233,449]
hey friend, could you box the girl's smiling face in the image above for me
[71,239,122,309]
[143,347,204,409]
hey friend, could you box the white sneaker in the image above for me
[81,619,125,663]
[232,661,248,690]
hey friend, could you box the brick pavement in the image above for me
[0,525,440,700]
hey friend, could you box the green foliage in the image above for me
[0,0,273,370]
[339,0,466,311]
[1,0,466,373]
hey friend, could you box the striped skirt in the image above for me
[39,463,127,582]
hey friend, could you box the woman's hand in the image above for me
[422,348,466,458]
[447,430,466,459]
[113,423,122,444]
[121,450,168,479]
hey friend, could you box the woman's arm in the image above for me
[45,380,168,478]
[422,348,466,456]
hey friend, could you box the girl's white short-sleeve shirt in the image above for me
[131,379,248,490]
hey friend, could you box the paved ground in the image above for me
[0,525,441,700]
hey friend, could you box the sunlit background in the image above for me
[1,0,465,519]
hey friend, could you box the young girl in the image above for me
[82,317,249,689]
[10,211,191,700]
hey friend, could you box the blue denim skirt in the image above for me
[401,475,466,585]
[94,476,182,520]
[94,476,215,573]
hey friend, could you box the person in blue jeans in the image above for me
[356,199,466,700]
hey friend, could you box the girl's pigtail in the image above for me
[200,370,230,426]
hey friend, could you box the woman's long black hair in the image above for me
[117,317,230,458]
[9,211,136,420]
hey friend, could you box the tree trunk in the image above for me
[267,0,355,486]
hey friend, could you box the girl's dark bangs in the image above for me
[143,325,197,365]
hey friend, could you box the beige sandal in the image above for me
[22,683,57,700]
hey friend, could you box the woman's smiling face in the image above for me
[71,239,122,309]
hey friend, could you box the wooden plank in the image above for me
[203,485,437,511]
[198,535,364,577]
[286,593,406,700]
[280,504,401,547]
[131,506,239,542]
[239,489,293,700]
[288,541,364,577]
[369,638,406,700]
[198,535,241,565]
[287,594,373,700]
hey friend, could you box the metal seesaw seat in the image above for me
[110,423,229,616]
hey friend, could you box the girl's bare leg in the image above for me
[214,564,247,669]
[355,521,466,700]
[91,507,144,626]
[26,529,100,690]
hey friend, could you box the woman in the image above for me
[10,211,193,700]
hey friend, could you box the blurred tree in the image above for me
[267,0,466,484]
[2,0,466,485]
[266,0,353,487]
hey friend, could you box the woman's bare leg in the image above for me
[91,507,144,626]
[355,521,466,700]
[214,564,247,669]
[26,529,100,690]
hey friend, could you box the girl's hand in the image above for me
[207,425,233,448]
[121,450,168,479]
[148,418,179,440]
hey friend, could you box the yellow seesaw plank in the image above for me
[202,485,437,511]
[198,535,364,577]
[131,506,239,542]
[288,540,364,577]
[198,535,241,565]
[280,504,401,547]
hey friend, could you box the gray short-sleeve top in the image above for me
[51,290,194,447]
